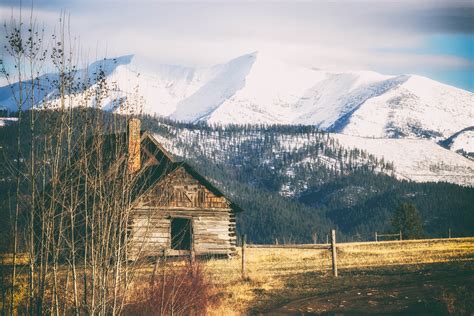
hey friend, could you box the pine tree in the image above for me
[392,203,424,239]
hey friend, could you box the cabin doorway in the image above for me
[170,218,192,250]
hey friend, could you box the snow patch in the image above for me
[0,117,18,127]
[450,130,474,154]
[333,134,474,186]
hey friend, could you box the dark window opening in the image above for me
[170,218,192,250]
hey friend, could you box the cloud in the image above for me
[0,0,473,90]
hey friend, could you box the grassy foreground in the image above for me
[204,237,474,314]
[2,238,473,314]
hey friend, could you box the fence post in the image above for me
[399,230,402,241]
[448,228,451,239]
[241,234,247,279]
[331,229,338,277]
[375,232,378,242]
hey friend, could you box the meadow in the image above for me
[205,237,474,314]
[2,237,473,314]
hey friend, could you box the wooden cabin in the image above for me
[125,119,241,259]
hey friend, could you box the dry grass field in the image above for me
[205,237,474,315]
[2,238,473,314]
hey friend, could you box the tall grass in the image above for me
[205,237,474,314]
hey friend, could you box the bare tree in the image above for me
[2,4,217,313]
[0,7,164,315]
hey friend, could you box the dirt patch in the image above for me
[256,263,473,315]
[265,284,449,315]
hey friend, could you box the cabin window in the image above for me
[170,218,192,250]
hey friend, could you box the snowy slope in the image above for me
[341,75,474,140]
[150,122,474,187]
[333,134,474,186]
[1,52,473,184]
[0,55,135,111]
[439,128,474,160]
[1,52,471,142]
[450,130,474,154]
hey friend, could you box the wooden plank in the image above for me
[194,230,233,235]
[134,206,231,212]
[130,229,169,235]
[331,229,338,277]
[195,250,230,255]
[129,238,168,244]
[132,212,231,220]
[194,217,231,222]
[129,226,166,231]
[195,242,231,248]
[246,244,331,249]
[194,222,231,227]
[194,228,231,233]
[194,238,232,244]
[193,225,232,231]
[194,239,231,245]
[242,234,246,279]
[130,221,169,226]
[129,234,169,240]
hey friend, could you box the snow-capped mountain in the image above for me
[1,52,473,185]
[113,53,473,144]
[1,52,471,142]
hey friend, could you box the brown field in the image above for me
[2,238,473,314]
[205,237,474,315]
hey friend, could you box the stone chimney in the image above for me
[128,118,141,174]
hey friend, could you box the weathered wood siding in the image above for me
[140,167,230,209]
[128,166,237,258]
[128,214,170,258]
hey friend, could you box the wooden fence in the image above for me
[241,229,339,278]
[375,231,402,242]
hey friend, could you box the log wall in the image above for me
[128,166,237,259]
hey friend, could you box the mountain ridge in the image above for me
[1,52,471,141]
[1,52,473,183]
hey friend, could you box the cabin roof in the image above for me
[174,162,244,213]
[43,128,243,217]
[134,131,244,213]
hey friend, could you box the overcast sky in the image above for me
[1,0,473,91]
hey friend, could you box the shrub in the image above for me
[124,261,211,315]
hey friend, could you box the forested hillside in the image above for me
[1,110,473,249]
[140,115,474,242]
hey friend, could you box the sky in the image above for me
[1,0,473,91]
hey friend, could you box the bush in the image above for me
[124,261,211,315]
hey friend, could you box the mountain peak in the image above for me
[88,54,134,74]
[1,53,472,147]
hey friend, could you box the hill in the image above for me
[1,111,473,248]
[139,116,474,242]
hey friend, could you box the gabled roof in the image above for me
[173,162,244,213]
[135,132,244,213]
[41,129,243,218]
